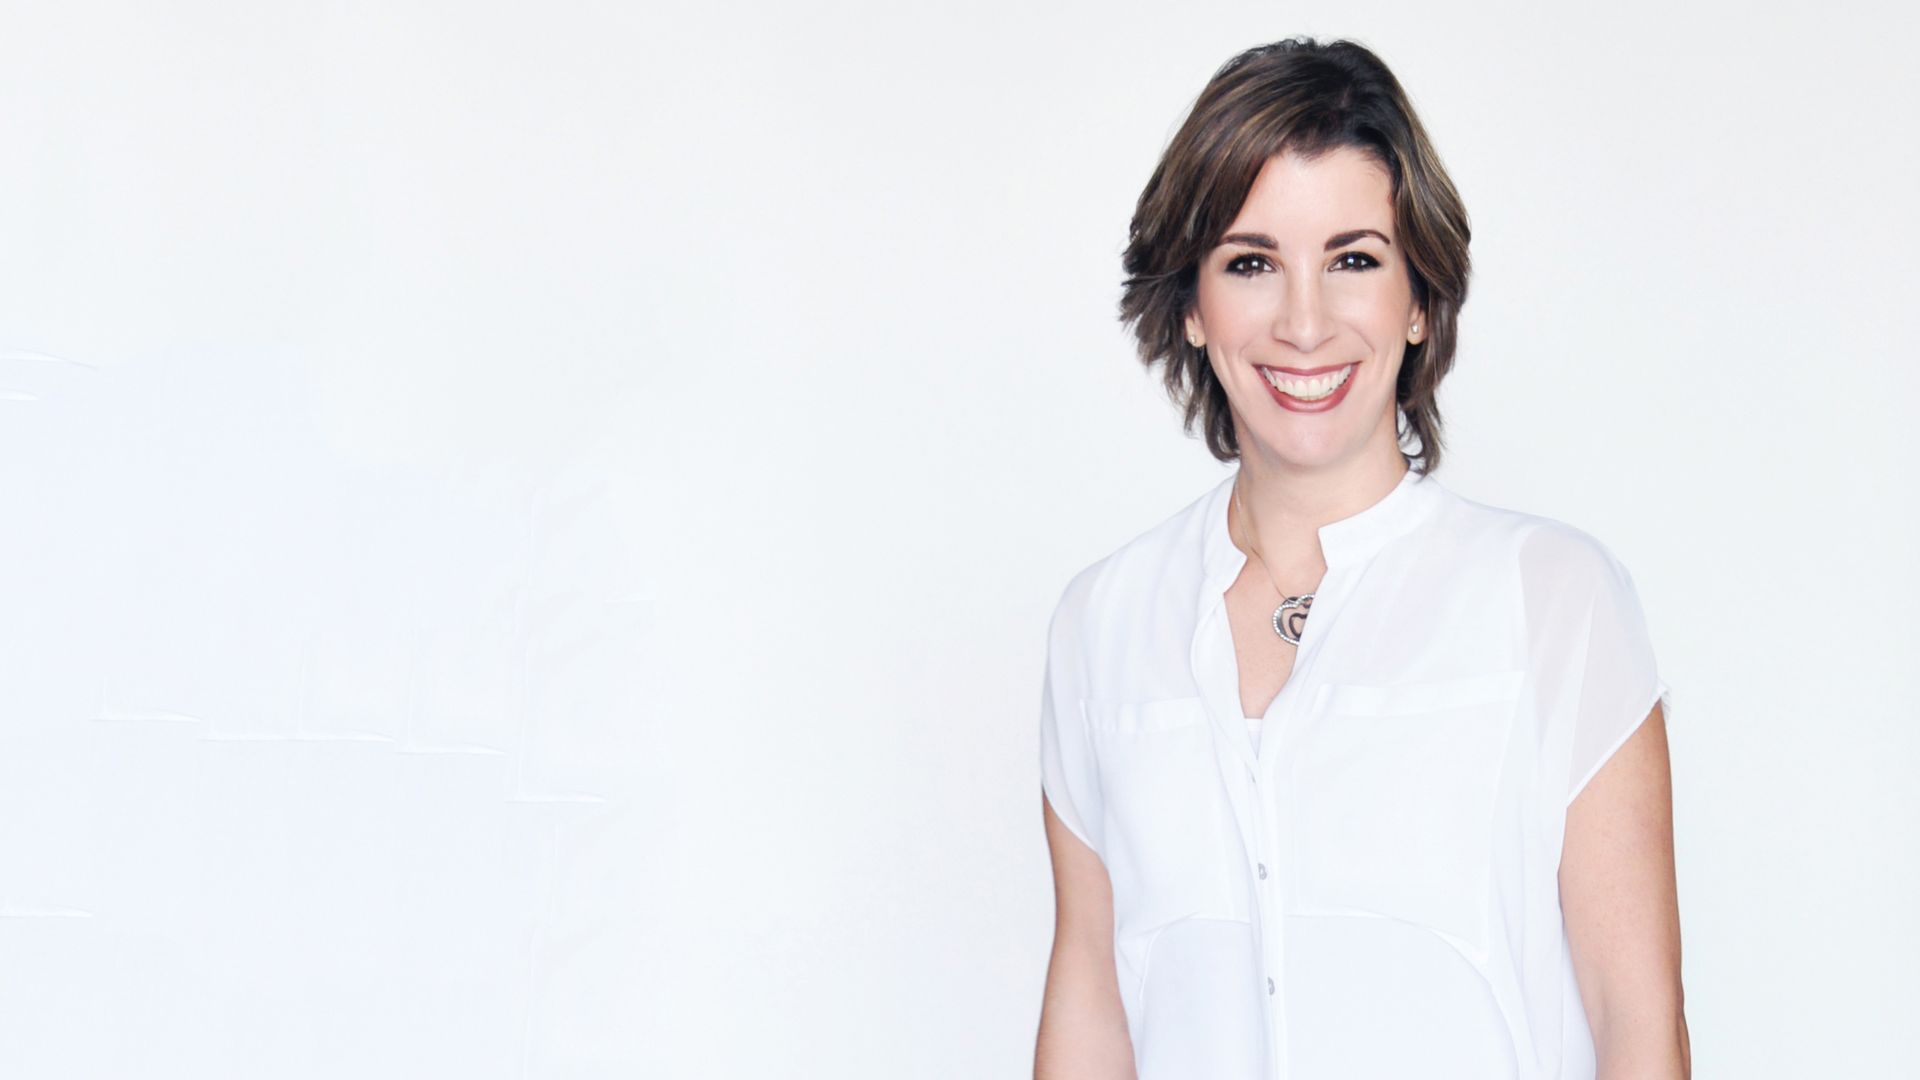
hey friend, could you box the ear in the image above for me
[1407,302,1428,346]
[1183,310,1204,347]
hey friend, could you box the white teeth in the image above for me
[1264,363,1354,401]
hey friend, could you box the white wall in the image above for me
[2,2,1914,1076]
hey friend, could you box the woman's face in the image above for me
[1185,146,1425,472]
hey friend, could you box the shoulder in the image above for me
[1425,486,1655,658]
[1426,478,1630,586]
[1046,477,1222,635]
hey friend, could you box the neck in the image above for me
[1231,449,1410,575]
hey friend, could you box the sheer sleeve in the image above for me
[1519,522,1675,808]
[1038,567,1103,859]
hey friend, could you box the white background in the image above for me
[2,2,1915,1077]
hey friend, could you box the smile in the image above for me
[1260,362,1356,402]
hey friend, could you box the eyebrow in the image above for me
[1218,228,1392,251]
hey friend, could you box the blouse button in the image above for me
[1267,977,1276,995]
[1257,863,1268,880]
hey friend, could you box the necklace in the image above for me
[1231,475,1316,647]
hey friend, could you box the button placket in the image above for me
[1255,568,1354,1080]
[1257,763,1284,1062]
[1249,766,1285,1075]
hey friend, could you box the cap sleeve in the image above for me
[1519,523,1675,808]
[1038,568,1103,859]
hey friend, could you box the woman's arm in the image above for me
[1035,794,1137,1080]
[1560,701,1692,1078]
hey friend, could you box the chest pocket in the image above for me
[1285,669,1525,959]
[1083,697,1248,940]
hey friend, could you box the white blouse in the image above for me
[1038,466,1673,1080]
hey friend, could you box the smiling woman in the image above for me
[1035,36,1688,1080]
[1117,39,1471,475]
[1197,154,1413,430]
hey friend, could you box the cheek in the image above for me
[1207,351,1243,392]
[1201,289,1267,333]
[1328,278,1409,326]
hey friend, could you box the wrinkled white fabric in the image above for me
[1039,466,1672,1080]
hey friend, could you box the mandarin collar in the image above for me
[1199,464,1444,588]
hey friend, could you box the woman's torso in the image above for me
[1038,467,1671,1079]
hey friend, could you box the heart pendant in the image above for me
[1271,594,1313,646]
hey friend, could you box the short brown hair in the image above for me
[1118,37,1472,474]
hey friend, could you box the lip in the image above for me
[1258,362,1352,377]
[1258,361,1358,413]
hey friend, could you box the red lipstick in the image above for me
[1257,362,1358,413]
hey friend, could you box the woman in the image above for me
[1034,38,1689,1080]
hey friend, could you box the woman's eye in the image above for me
[1225,252,1377,276]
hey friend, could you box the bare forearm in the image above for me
[1034,947,1136,1079]
[1595,1010,1691,1080]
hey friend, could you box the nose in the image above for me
[1272,272,1334,354]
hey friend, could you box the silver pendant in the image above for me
[1272,593,1313,646]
